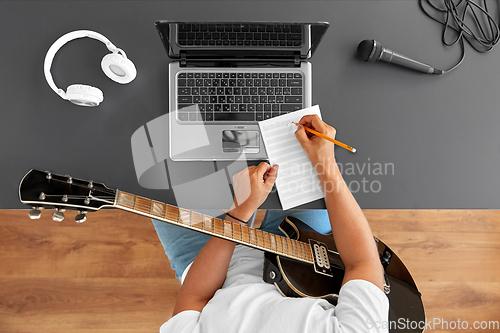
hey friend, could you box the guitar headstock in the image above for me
[19,169,116,223]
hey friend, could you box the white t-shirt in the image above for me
[161,245,389,333]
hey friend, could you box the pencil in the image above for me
[293,122,357,153]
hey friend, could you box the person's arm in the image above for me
[172,162,278,316]
[295,115,384,291]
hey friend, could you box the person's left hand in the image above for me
[231,162,278,216]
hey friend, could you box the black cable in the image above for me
[420,0,500,73]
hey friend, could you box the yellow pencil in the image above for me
[293,122,356,153]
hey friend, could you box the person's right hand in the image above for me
[231,162,278,216]
[294,115,337,168]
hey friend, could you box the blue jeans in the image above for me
[152,209,331,280]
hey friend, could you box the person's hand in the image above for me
[294,115,337,168]
[231,162,278,216]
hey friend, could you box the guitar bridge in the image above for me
[309,239,333,277]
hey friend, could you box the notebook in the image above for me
[258,105,324,209]
[155,21,329,161]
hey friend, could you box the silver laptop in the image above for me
[155,21,329,161]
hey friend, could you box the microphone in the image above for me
[357,39,443,75]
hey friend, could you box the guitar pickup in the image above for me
[309,239,333,277]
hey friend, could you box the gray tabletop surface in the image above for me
[2,1,499,210]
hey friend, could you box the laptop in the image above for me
[155,21,329,161]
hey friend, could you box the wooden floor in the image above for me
[1,209,499,333]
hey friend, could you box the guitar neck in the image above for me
[114,190,314,265]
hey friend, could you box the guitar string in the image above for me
[136,200,308,259]
[130,201,310,261]
[44,194,115,205]
[46,177,117,196]
[41,176,310,260]
[164,204,305,257]
[125,193,311,260]
[45,177,308,260]
[113,191,302,258]
[193,213,304,259]
[41,193,113,200]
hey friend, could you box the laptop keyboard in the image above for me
[177,71,304,122]
[177,23,303,47]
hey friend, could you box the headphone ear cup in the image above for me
[101,53,137,84]
[66,84,104,107]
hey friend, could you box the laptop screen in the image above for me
[155,21,329,62]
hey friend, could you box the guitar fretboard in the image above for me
[115,190,314,264]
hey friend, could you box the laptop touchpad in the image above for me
[222,130,260,154]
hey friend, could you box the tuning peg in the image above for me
[52,209,65,222]
[65,175,73,184]
[29,207,42,219]
[75,211,87,224]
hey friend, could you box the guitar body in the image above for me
[263,216,426,333]
[263,216,344,304]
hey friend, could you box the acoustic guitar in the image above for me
[19,169,425,333]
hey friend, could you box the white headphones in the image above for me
[44,30,137,107]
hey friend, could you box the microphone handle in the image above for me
[380,48,443,75]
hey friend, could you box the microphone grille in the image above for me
[357,40,375,61]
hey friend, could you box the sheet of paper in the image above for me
[258,105,324,210]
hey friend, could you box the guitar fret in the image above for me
[117,191,135,209]
[275,235,283,254]
[262,231,270,251]
[305,244,313,262]
[151,201,165,218]
[241,225,250,244]
[204,216,214,233]
[223,220,232,238]
[266,232,275,252]
[191,211,204,230]
[297,241,305,260]
[270,234,278,253]
[298,241,305,260]
[213,218,224,236]
[178,208,191,226]
[249,228,257,246]
[135,196,151,214]
[294,240,300,258]
[286,239,293,256]
[260,231,267,250]
[202,214,211,232]
[295,241,304,259]
[165,204,179,224]
[256,230,264,248]
[233,223,243,242]
[291,240,299,258]
[304,243,312,261]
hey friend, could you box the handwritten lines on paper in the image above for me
[259,105,324,209]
